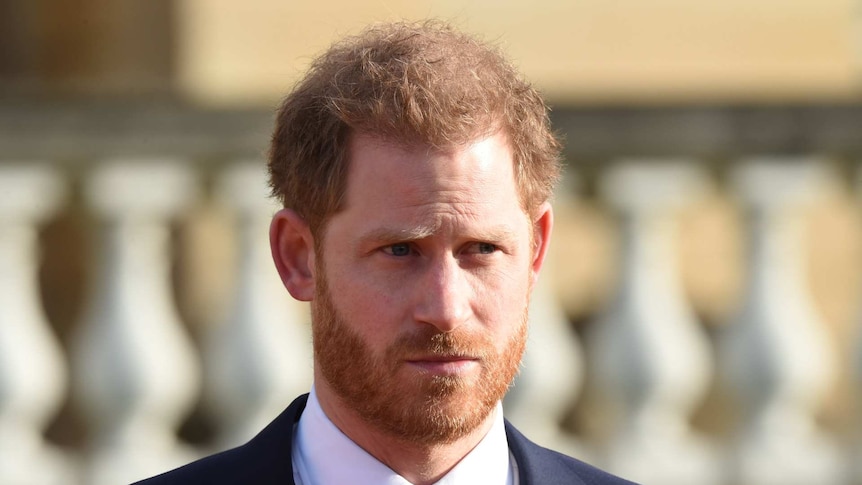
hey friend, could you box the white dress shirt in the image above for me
[292,387,517,485]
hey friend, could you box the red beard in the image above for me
[311,268,528,445]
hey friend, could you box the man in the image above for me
[137,21,635,485]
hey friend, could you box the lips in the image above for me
[408,353,476,361]
[405,355,479,375]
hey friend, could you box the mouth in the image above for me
[405,355,479,375]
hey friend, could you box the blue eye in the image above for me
[386,243,411,256]
[477,242,496,254]
[475,243,497,254]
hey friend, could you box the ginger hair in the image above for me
[268,20,561,237]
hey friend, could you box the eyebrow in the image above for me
[357,224,519,247]
[358,226,437,247]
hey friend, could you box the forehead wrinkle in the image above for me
[360,218,521,247]
[420,200,526,239]
[359,223,439,245]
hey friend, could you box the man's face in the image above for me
[310,131,549,445]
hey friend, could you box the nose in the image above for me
[413,257,472,333]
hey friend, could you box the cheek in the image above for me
[325,266,406,346]
[472,256,532,299]
[331,272,400,317]
[469,269,531,329]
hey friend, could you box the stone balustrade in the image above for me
[1,106,862,485]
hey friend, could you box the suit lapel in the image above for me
[505,420,536,485]
[242,393,309,484]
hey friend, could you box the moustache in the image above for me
[387,328,494,361]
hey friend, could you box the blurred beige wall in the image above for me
[177,0,861,106]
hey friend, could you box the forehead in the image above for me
[324,131,528,241]
[344,132,518,201]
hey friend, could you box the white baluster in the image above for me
[73,160,202,485]
[202,161,312,449]
[855,166,862,485]
[504,246,587,459]
[721,158,843,485]
[0,164,75,485]
[588,161,719,485]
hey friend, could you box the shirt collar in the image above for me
[292,386,515,485]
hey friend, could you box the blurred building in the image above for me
[2,1,862,484]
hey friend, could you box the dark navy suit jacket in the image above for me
[134,394,637,485]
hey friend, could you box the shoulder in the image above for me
[504,421,639,485]
[131,444,264,485]
[132,394,308,485]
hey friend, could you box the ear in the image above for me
[270,208,316,301]
[529,202,554,287]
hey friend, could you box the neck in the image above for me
[314,379,497,485]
